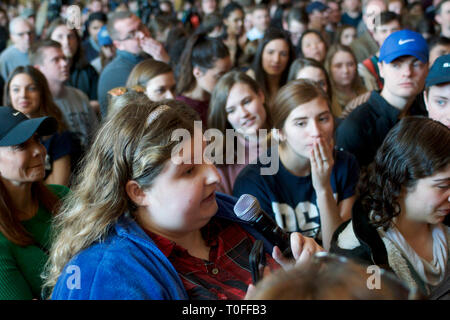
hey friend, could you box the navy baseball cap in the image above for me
[0,107,57,147]
[426,54,450,88]
[97,25,112,47]
[379,29,429,64]
[306,1,328,14]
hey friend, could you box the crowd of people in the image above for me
[0,0,449,300]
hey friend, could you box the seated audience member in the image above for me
[222,2,246,68]
[98,11,169,118]
[340,0,362,29]
[176,32,232,126]
[233,80,359,250]
[287,57,332,99]
[249,28,295,103]
[4,66,78,186]
[126,59,176,102]
[282,6,309,51]
[358,11,402,91]
[82,12,108,63]
[43,99,323,300]
[246,4,271,41]
[90,25,116,74]
[424,54,450,129]
[434,0,450,39]
[336,24,357,46]
[0,107,68,299]
[325,44,366,117]
[325,0,343,42]
[428,36,450,66]
[30,40,99,155]
[0,17,34,82]
[336,30,429,168]
[208,71,271,195]
[47,18,100,104]
[298,29,328,64]
[306,1,330,43]
[350,0,387,63]
[331,117,450,299]
[247,252,419,300]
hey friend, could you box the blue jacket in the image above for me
[51,193,274,300]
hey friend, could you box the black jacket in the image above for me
[336,91,427,167]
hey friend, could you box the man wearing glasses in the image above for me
[0,16,35,83]
[97,11,170,118]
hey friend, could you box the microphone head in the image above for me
[234,194,260,222]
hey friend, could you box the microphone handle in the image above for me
[254,214,293,259]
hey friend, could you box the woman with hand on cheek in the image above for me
[234,80,359,250]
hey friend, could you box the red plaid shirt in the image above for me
[145,218,279,300]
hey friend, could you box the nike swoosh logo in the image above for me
[13,112,20,116]
[398,39,415,45]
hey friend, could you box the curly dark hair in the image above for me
[357,116,450,230]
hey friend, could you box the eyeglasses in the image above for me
[117,23,148,41]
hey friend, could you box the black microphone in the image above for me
[234,194,293,259]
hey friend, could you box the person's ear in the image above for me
[378,61,384,79]
[125,180,148,207]
[193,66,204,79]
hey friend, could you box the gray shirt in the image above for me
[54,85,99,151]
[0,45,29,81]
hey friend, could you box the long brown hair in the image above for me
[0,182,60,246]
[176,32,230,95]
[4,66,68,132]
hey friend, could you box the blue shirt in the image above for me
[233,150,359,240]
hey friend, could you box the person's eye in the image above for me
[11,87,19,93]
[155,88,165,94]
[295,121,306,127]
[435,99,446,106]
[185,166,195,175]
[225,107,235,114]
[437,184,450,189]
[12,143,25,151]
[243,97,252,105]
[319,116,330,122]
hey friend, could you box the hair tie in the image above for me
[147,105,171,126]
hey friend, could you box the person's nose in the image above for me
[30,138,45,157]
[309,120,322,138]
[401,64,413,78]
[238,105,250,119]
[204,162,221,186]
